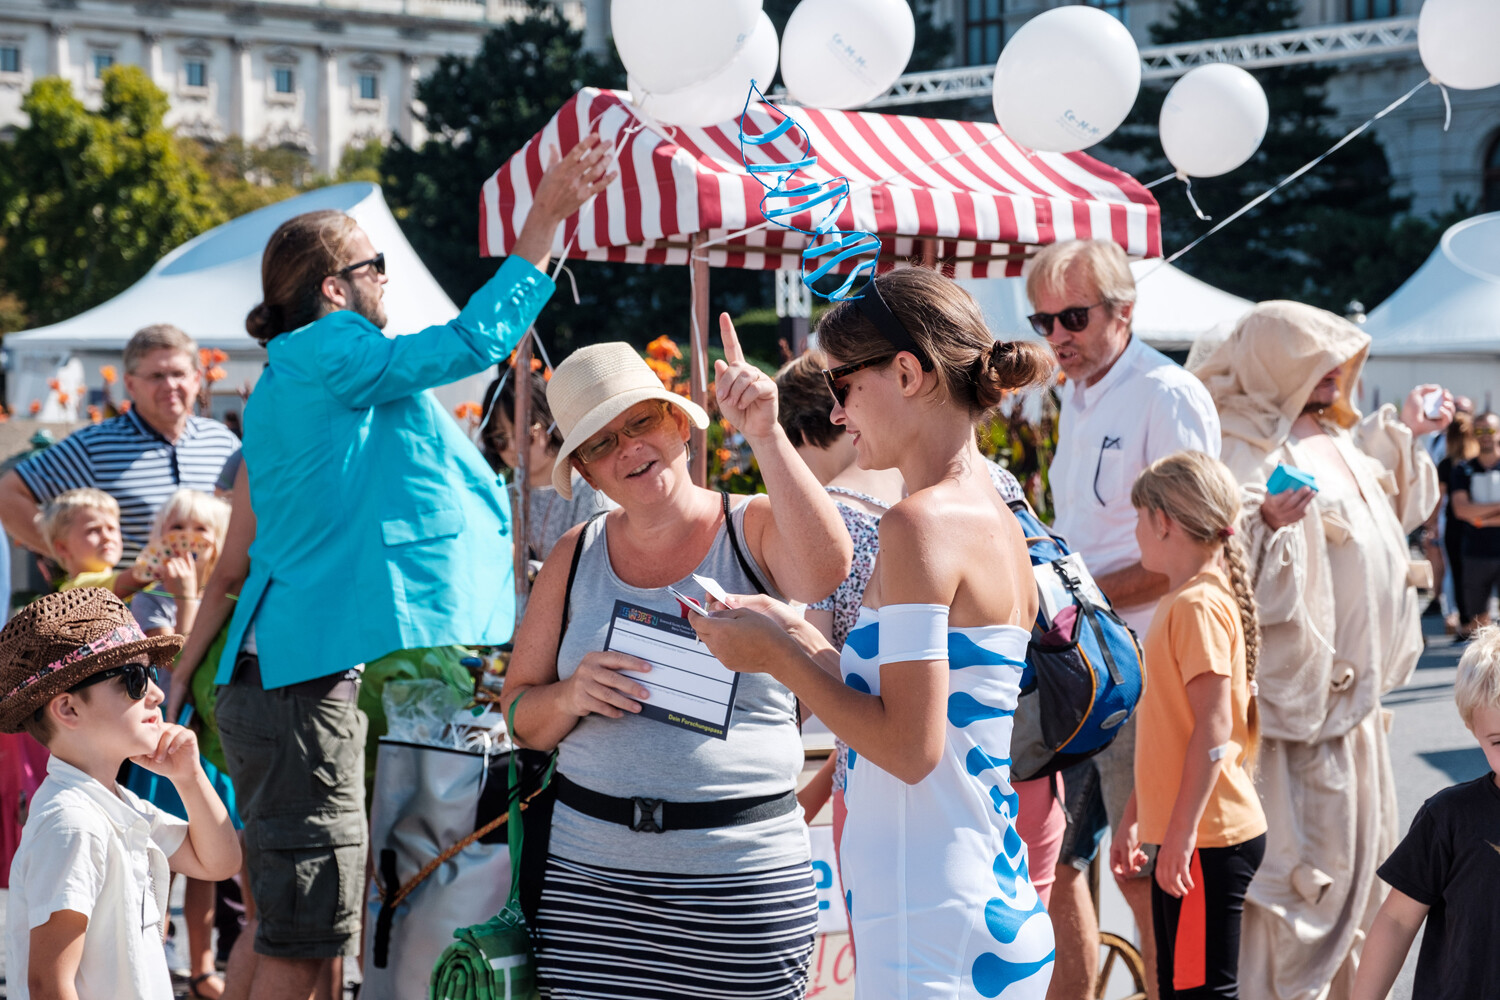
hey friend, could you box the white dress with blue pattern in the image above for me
[838,607,1054,999]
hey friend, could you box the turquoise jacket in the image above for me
[216,255,554,688]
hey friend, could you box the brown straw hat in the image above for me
[0,588,183,733]
[546,342,709,499]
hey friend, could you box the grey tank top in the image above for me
[549,498,810,875]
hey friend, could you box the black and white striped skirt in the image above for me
[535,854,819,999]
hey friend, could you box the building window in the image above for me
[1087,0,1128,24]
[185,60,206,88]
[1485,133,1500,214]
[358,72,378,101]
[1348,0,1399,19]
[0,46,19,75]
[965,0,1006,66]
[92,51,114,78]
[273,66,295,94]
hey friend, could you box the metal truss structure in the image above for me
[854,16,1419,109]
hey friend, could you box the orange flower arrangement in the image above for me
[87,406,102,424]
[644,358,676,386]
[119,400,131,413]
[28,401,40,415]
[453,401,483,421]
[76,384,87,398]
[57,393,69,406]
[646,336,682,362]
[47,379,59,392]
[100,365,118,385]
[206,367,227,383]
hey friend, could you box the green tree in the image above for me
[1098,0,1467,311]
[0,66,224,329]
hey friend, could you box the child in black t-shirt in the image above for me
[1352,625,1500,1000]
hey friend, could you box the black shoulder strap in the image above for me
[721,492,769,596]
[557,512,607,650]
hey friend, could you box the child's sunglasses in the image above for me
[822,356,892,407]
[1027,302,1105,337]
[69,661,159,700]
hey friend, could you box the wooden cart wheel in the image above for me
[1095,930,1148,1000]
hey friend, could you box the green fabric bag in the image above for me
[429,693,551,1000]
[189,623,232,774]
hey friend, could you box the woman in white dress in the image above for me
[691,269,1057,1000]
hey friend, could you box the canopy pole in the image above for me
[513,330,534,604]
[689,234,710,488]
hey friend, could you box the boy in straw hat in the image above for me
[1,589,240,1000]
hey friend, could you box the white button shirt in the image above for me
[1051,336,1221,636]
[7,755,188,1000]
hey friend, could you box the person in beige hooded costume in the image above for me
[1191,301,1451,1000]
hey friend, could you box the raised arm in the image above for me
[715,314,851,603]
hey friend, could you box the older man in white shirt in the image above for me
[1027,239,1220,1000]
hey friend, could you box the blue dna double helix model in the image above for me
[738,82,882,301]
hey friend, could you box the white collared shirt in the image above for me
[7,756,189,1000]
[1051,336,1221,635]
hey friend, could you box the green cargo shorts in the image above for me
[217,656,368,959]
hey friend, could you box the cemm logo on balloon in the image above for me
[824,32,875,84]
[1058,110,1105,142]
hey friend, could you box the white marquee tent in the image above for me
[1360,213,1500,411]
[3,183,493,421]
[959,260,1254,355]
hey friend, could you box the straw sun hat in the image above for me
[546,342,709,498]
[0,588,183,733]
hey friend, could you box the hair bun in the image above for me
[974,340,1054,408]
[245,302,283,344]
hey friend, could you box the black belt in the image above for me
[553,773,798,834]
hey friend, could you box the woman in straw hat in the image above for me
[502,316,852,999]
[690,269,1058,999]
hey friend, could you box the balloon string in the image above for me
[1435,77,1452,131]
[1156,76,1430,271]
[1143,171,1177,189]
[1181,177,1211,222]
[548,112,651,282]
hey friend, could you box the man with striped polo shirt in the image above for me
[0,324,239,566]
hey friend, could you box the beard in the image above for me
[349,280,387,330]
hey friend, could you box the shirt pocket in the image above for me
[1093,445,1127,505]
[380,508,465,546]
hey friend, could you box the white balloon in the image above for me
[613,0,762,97]
[1419,0,1500,90]
[1159,64,1269,178]
[630,13,780,128]
[781,0,915,110]
[992,6,1140,153]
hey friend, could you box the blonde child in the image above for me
[127,489,233,999]
[1110,451,1267,1000]
[1351,625,1500,1000]
[37,488,147,597]
[131,489,231,641]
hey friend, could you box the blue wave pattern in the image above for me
[838,608,1054,998]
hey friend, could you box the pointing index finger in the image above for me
[719,312,744,366]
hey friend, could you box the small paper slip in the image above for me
[1034,553,1109,625]
[602,600,740,740]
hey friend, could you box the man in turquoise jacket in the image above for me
[214,134,613,998]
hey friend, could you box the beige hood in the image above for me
[1189,300,1370,456]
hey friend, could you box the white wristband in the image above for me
[878,603,949,665]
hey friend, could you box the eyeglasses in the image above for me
[575,401,673,465]
[1028,302,1106,337]
[334,253,385,278]
[822,356,892,408]
[68,661,159,701]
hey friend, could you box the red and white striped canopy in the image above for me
[480,88,1160,279]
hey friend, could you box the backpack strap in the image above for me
[558,511,607,651]
[721,492,769,596]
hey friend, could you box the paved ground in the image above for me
[0,618,1486,998]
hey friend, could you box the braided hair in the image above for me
[1130,450,1261,755]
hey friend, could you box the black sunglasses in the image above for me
[69,661,159,701]
[334,252,385,278]
[822,356,893,407]
[1028,302,1106,337]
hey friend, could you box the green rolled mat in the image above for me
[429,907,539,1000]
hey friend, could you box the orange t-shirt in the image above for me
[1135,568,1266,849]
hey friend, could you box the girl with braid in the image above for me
[1111,450,1267,1000]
